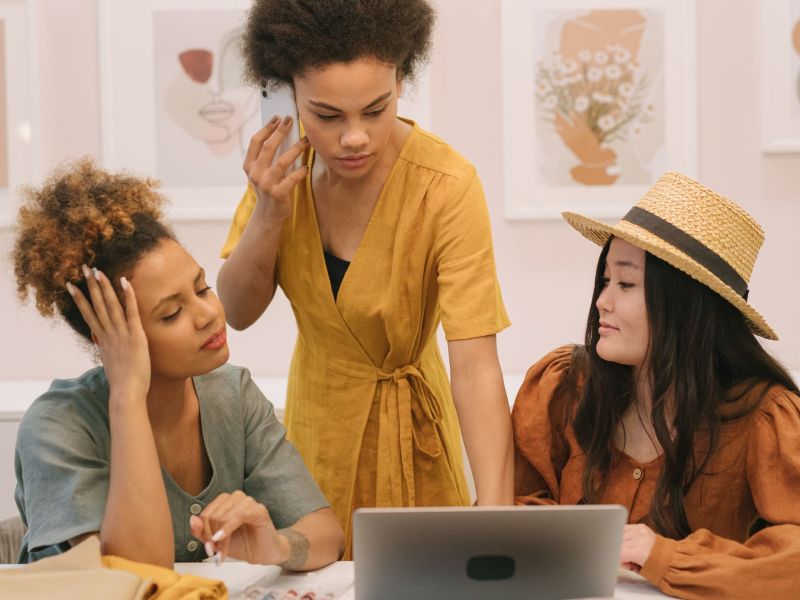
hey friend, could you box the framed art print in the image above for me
[99,0,433,221]
[0,0,35,226]
[762,0,800,152]
[501,0,697,219]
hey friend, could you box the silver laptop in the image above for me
[353,505,627,600]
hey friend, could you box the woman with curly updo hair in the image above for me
[218,0,513,555]
[12,159,343,566]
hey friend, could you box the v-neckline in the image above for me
[305,120,417,312]
[158,376,217,500]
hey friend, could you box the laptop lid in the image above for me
[353,505,627,600]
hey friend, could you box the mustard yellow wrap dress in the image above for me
[221,122,510,556]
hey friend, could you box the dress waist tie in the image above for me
[374,363,445,506]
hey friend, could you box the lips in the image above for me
[201,327,227,350]
[598,321,619,335]
[336,154,371,169]
[198,100,235,123]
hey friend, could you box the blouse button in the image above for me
[633,467,643,480]
[186,540,199,552]
[190,503,202,515]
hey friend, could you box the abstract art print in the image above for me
[0,20,8,189]
[532,9,663,188]
[100,0,259,220]
[762,0,800,152]
[502,0,696,219]
[0,0,34,226]
[153,10,258,186]
[100,0,434,221]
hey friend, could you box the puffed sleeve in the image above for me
[512,345,577,505]
[639,387,800,599]
[434,166,510,341]
[239,369,330,529]
[220,184,257,259]
[14,378,110,562]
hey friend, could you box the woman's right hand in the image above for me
[67,266,151,401]
[244,115,310,223]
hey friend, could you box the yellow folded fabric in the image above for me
[0,537,153,600]
[0,536,226,600]
[102,555,227,600]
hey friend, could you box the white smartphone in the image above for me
[260,81,301,164]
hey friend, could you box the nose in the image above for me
[596,285,612,314]
[340,121,369,151]
[194,298,218,330]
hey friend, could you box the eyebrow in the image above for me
[308,91,393,113]
[150,268,205,315]
[611,260,641,269]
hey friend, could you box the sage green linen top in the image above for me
[14,364,329,563]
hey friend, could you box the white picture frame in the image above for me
[99,0,255,222]
[501,0,696,220]
[0,0,35,227]
[761,0,800,152]
[98,0,433,222]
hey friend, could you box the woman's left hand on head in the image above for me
[619,523,656,572]
[189,491,287,565]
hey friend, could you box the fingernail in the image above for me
[66,282,75,296]
[205,542,214,558]
[211,529,225,542]
[282,115,292,126]
[120,276,128,290]
[269,115,279,124]
[93,267,101,281]
[81,264,90,279]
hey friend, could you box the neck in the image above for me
[146,375,195,431]
[632,367,653,412]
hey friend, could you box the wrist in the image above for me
[274,532,292,566]
[252,199,290,228]
[108,388,148,410]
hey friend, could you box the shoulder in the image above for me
[19,368,108,435]
[17,367,109,457]
[518,345,582,400]
[195,363,276,421]
[195,362,251,395]
[750,383,800,430]
[399,123,477,183]
[513,345,582,423]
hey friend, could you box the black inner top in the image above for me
[323,249,351,300]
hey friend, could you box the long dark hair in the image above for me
[570,239,798,539]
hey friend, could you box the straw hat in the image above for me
[562,172,777,340]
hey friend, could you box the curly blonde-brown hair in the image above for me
[13,158,174,342]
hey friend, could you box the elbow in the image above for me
[100,537,174,569]
[225,313,252,331]
[317,510,346,566]
[334,522,346,561]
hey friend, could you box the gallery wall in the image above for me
[0,0,798,391]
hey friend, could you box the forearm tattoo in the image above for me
[278,527,310,571]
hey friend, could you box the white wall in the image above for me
[1,0,798,382]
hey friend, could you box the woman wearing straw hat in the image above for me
[513,172,800,599]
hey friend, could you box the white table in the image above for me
[175,560,671,599]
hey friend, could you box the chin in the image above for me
[193,347,231,376]
[596,342,627,365]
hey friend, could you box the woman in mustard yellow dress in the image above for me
[218,0,513,555]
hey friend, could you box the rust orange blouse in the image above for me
[513,345,800,600]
